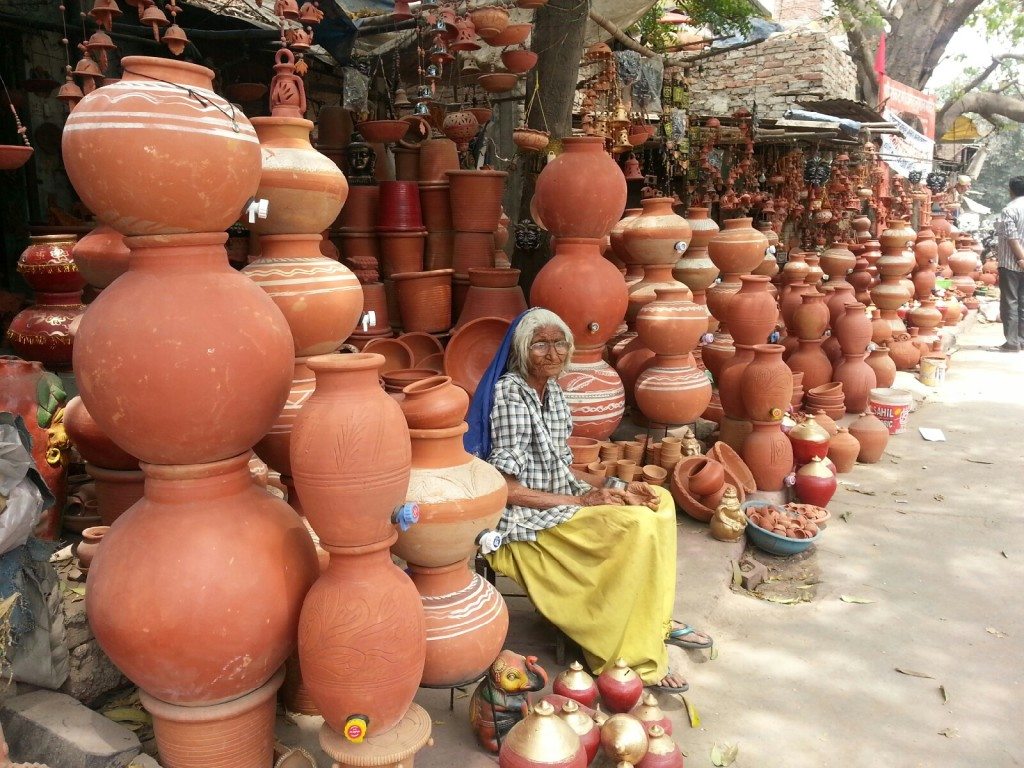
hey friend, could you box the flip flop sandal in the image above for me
[666,624,713,650]
[649,680,690,695]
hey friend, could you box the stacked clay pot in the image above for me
[621,197,692,326]
[7,235,86,370]
[392,375,509,686]
[72,225,130,292]
[633,286,711,426]
[871,219,916,345]
[912,226,939,301]
[456,267,528,328]
[831,302,876,413]
[789,416,836,505]
[291,353,431,754]
[65,56,322,768]
[609,208,644,284]
[531,137,628,439]
[949,238,979,297]
[675,207,720,330]
[417,138,459,268]
[448,169,507,314]
[786,291,832,390]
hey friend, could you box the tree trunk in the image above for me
[510,0,589,298]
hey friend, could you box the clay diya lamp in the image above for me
[596,659,644,713]
[552,661,599,709]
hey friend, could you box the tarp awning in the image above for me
[961,196,992,214]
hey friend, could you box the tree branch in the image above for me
[937,91,1024,137]
[937,58,1002,126]
[918,0,987,87]
[838,5,879,103]
[588,8,658,59]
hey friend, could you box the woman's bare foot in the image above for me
[656,669,689,690]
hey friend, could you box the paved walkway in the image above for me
[280,318,1024,767]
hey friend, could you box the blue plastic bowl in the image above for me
[741,500,821,556]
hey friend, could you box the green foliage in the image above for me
[628,5,676,53]
[626,0,756,49]
[972,125,1024,210]
[969,0,1024,44]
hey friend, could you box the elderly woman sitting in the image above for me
[466,308,710,692]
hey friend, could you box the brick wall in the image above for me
[688,26,857,120]
[775,0,824,23]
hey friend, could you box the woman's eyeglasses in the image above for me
[529,340,570,354]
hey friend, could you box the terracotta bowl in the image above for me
[706,442,756,495]
[397,331,444,364]
[362,337,414,373]
[356,119,409,144]
[807,382,843,397]
[477,72,520,94]
[686,458,725,496]
[418,352,444,373]
[568,436,601,465]
[587,460,612,477]
[486,22,532,46]
[443,315,511,396]
[381,368,437,393]
[641,465,668,485]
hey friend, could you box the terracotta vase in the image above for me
[781,251,811,285]
[0,356,70,540]
[626,264,691,325]
[73,233,294,466]
[622,197,692,266]
[533,136,627,239]
[64,395,138,470]
[833,303,872,354]
[793,456,836,507]
[72,225,130,289]
[820,245,855,284]
[62,57,261,235]
[596,659,643,713]
[139,667,284,768]
[741,420,794,492]
[16,234,84,294]
[86,453,319,704]
[498,700,587,768]
[879,218,917,252]
[911,266,937,301]
[786,338,832,391]
[791,292,829,340]
[779,282,812,332]
[740,344,792,422]
[674,207,720,292]
[249,115,348,234]
[727,274,777,346]
[447,169,508,233]
[787,414,830,464]
[76,525,108,575]
[717,344,755,420]
[558,350,626,439]
[243,234,362,356]
[531,239,628,352]
[707,217,769,276]
[866,345,896,388]
[635,354,712,426]
[848,412,889,463]
[6,291,85,370]
[824,282,857,327]
[457,268,527,328]
[552,662,598,709]
[833,352,876,413]
[908,298,944,335]
[290,353,412,548]
[408,560,508,687]
[635,286,707,356]
[85,463,145,526]
[826,427,859,473]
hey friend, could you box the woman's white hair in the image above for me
[508,308,575,378]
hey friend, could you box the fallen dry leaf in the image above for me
[683,695,701,728]
[933,494,945,501]
[940,685,949,704]
[986,627,1007,638]
[711,743,739,766]
[846,487,877,496]
[840,595,876,604]
[938,727,958,738]
[895,667,934,679]
[965,458,993,464]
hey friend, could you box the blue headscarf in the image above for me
[463,308,537,459]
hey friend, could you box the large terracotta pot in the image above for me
[878,218,916,252]
[533,136,626,239]
[290,352,411,548]
[833,352,876,413]
[243,234,362,356]
[409,561,508,687]
[866,345,896,388]
[626,264,690,325]
[531,238,628,352]
[707,217,768,276]
[786,337,832,391]
[86,453,319,705]
[741,419,794,491]
[778,282,812,332]
[392,269,453,333]
[299,538,426,736]
[819,245,855,284]
[824,282,857,326]
[457,268,527,328]
[791,292,829,340]
[419,182,453,231]
[6,291,85,370]
[558,350,625,439]
[727,275,777,346]
[17,234,85,293]
[73,233,294,465]
[621,197,692,266]
[827,427,860,473]
[717,345,755,420]
[888,332,920,370]
[635,286,707,356]
[0,356,70,539]
[379,230,426,277]
[848,412,889,463]
[72,226,130,289]
[740,344,792,422]
[377,180,425,231]
[634,354,712,426]
[249,115,348,234]
[64,395,138,470]
[337,185,379,230]
[907,298,943,335]
[62,57,261,235]
[833,302,872,354]
[609,208,643,264]
[447,169,508,233]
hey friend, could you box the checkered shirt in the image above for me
[487,372,591,542]
[996,196,1024,272]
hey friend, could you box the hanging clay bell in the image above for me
[552,661,599,709]
[636,724,684,768]
[599,713,649,765]
[498,700,586,768]
[595,659,643,713]
[556,699,601,765]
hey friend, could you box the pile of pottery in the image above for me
[745,503,825,540]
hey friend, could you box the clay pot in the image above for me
[86,463,145,526]
[717,345,755,420]
[631,692,672,736]
[447,169,508,233]
[425,230,456,271]
[399,375,469,430]
[626,264,690,325]
[6,291,85,370]
[64,395,139,470]
[139,668,284,768]
[787,414,830,464]
[622,197,692,266]
[391,269,453,333]
[72,226,130,289]
[826,427,860,473]
[552,661,598,709]
[498,700,587,768]
[610,208,643,265]
[419,182,453,232]
[16,234,85,293]
[820,245,856,281]
[379,230,426,277]
[727,274,778,346]
[249,115,348,234]
[779,282,813,332]
[907,299,944,334]
[600,713,650,765]
[558,351,626,439]
[418,138,460,182]
[742,420,794,492]
[457,267,527,328]
[833,352,877,413]
[638,724,684,768]
[782,251,810,284]
[87,454,319,704]
[533,136,627,239]
[848,412,889,463]
[337,185,379,230]
[707,217,769,276]
[791,292,829,340]
[556,699,601,765]
[833,303,872,354]
[243,234,363,356]
[377,180,425,231]
[674,210,720,292]
[76,525,108,575]
[740,343,792,422]
[810,409,838,437]
[686,458,725,496]
[634,354,712,426]
[879,218,917,252]
[635,286,707,356]
[73,233,294,465]
[595,659,643,713]
[531,239,628,352]
[291,353,412,548]
[866,345,897,388]
[824,282,857,326]
[793,456,836,507]
[62,57,261,235]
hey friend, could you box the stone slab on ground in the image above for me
[0,690,140,768]
[127,755,162,768]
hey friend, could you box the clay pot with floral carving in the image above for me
[62,57,262,235]
[727,274,777,346]
[740,344,792,422]
[848,412,889,463]
[742,420,794,491]
[833,352,876,413]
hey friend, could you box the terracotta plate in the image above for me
[398,331,445,364]
[443,316,511,396]
[362,337,414,373]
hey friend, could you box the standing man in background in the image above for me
[994,176,1024,352]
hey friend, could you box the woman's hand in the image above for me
[579,487,629,506]
[623,481,660,510]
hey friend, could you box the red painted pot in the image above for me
[6,291,85,370]
[552,661,598,709]
[17,234,86,293]
[377,180,425,231]
[793,456,836,507]
[595,659,643,713]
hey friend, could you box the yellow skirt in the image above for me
[486,486,677,684]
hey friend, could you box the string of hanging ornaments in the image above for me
[0,72,34,170]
